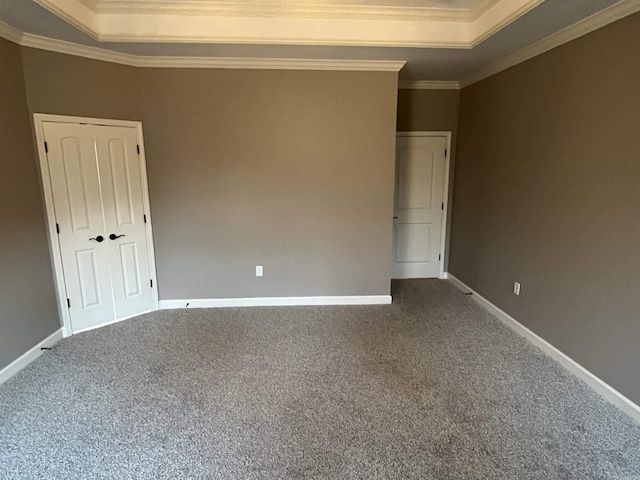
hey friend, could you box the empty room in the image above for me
[1,0,639,478]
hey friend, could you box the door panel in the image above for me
[397,149,434,210]
[43,122,115,331]
[95,126,153,319]
[396,224,431,263]
[392,135,447,279]
[107,138,135,227]
[60,137,92,232]
[75,249,103,308]
[118,241,142,298]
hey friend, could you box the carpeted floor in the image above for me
[1,280,639,479]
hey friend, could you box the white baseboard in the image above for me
[0,329,63,387]
[447,273,640,424]
[159,295,392,309]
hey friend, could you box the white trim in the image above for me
[398,80,460,90]
[159,295,392,309]
[0,21,23,44]
[18,31,405,72]
[4,1,639,80]
[470,0,543,47]
[461,0,640,87]
[0,329,63,386]
[395,131,452,280]
[447,273,640,424]
[33,0,539,48]
[32,114,159,336]
[81,0,500,22]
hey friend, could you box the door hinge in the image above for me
[143,214,147,224]
[56,223,60,234]
[44,142,48,153]
[67,298,71,308]
[444,149,447,156]
[150,279,153,288]
[439,254,442,261]
[441,203,444,210]
[137,145,140,155]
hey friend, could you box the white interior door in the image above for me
[44,122,116,330]
[392,135,447,279]
[95,126,154,320]
[43,121,154,333]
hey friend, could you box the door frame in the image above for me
[395,131,452,280]
[33,113,159,337]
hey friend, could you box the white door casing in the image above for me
[392,133,450,279]
[34,115,158,336]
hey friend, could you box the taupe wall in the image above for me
[396,89,459,134]
[396,88,460,268]
[21,49,142,121]
[0,39,58,370]
[21,47,399,300]
[140,69,397,298]
[451,13,640,404]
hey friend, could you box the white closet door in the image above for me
[95,125,154,319]
[43,122,115,331]
[392,135,447,279]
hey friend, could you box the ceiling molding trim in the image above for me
[470,0,544,47]
[81,0,496,22]
[79,0,504,22]
[21,33,138,65]
[35,0,100,40]
[398,81,460,90]
[34,0,540,48]
[134,56,407,72]
[0,21,23,44]
[461,0,640,87]
[19,32,406,72]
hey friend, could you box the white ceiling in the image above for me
[78,0,499,20]
[80,0,500,18]
[0,0,637,84]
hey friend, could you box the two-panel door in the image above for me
[43,122,154,333]
[392,135,447,279]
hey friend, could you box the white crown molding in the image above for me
[398,80,460,90]
[35,0,99,40]
[5,0,638,83]
[34,0,540,48]
[17,31,405,72]
[461,0,640,87]
[78,0,500,22]
[134,56,406,71]
[0,20,23,44]
[469,0,543,47]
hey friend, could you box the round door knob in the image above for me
[89,235,104,242]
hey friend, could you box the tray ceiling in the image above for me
[34,0,543,47]
[77,0,500,20]
[1,0,636,84]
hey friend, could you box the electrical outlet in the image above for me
[513,282,521,296]
[256,266,263,277]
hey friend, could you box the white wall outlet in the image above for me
[256,266,263,277]
[513,282,521,296]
